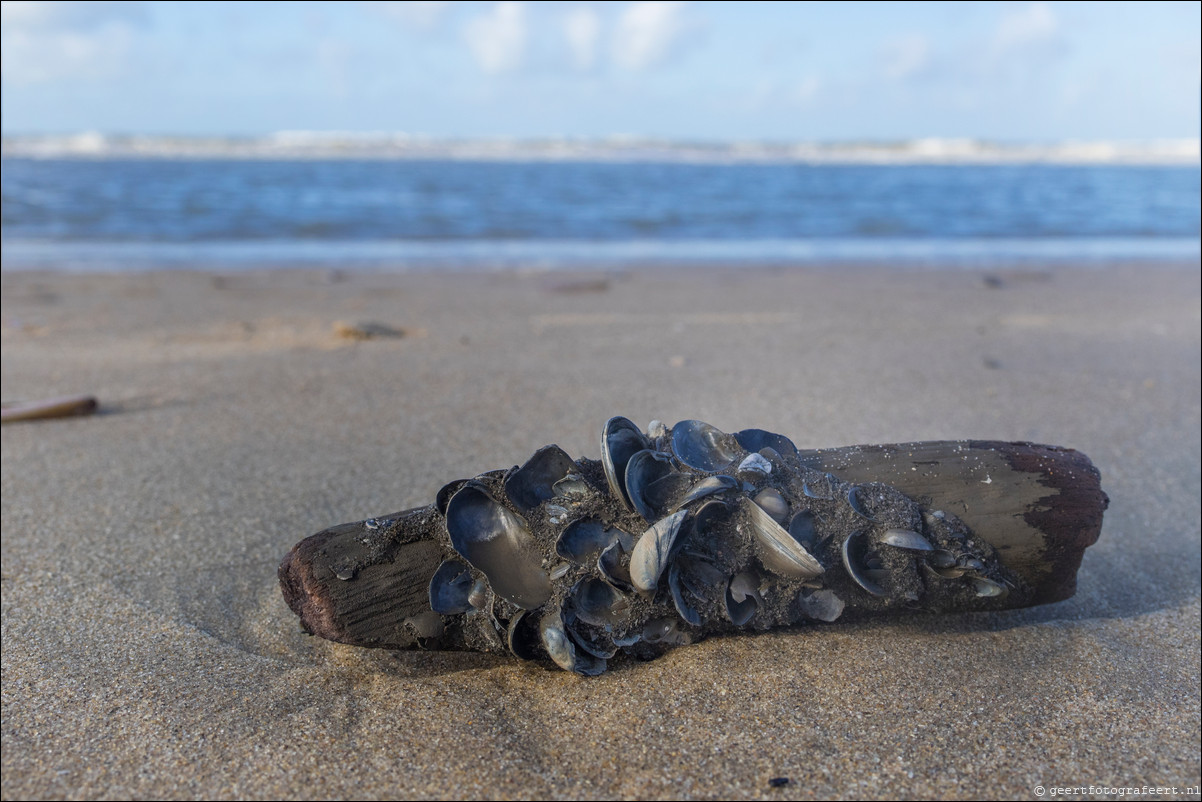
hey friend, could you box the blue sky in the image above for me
[1,1,1199,140]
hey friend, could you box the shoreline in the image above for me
[3,263,1199,799]
[3,254,1200,279]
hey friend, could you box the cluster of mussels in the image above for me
[415,417,1015,675]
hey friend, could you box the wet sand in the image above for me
[2,264,1199,800]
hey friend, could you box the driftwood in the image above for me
[279,420,1107,674]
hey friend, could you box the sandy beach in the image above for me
[2,263,1199,800]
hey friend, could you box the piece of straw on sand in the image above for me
[0,394,98,423]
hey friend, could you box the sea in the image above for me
[2,136,1199,272]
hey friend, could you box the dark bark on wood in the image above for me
[279,510,444,649]
[795,441,1108,604]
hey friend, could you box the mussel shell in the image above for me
[671,419,744,472]
[788,511,819,549]
[504,444,578,512]
[847,485,876,521]
[668,562,702,626]
[598,539,634,591]
[677,474,738,508]
[507,610,542,660]
[690,497,732,542]
[601,416,651,511]
[958,556,986,573]
[880,528,935,552]
[667,552,728,628]
[445,482,552,609]
[625,449,685,521]
[753,487,789,522]
[734,428,800,460]
[841,529,887,597]
[571,577,631,628]
[929,549,958,569]
[741,497,823,579]
[428,559,476,615]
[540,611,607,676]
[725,571,761,626]
[556,518,621,564]
[630,510,690,594]
[436,479,470,516]
[563,611,619,659]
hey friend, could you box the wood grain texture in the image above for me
[797,441,1108,604]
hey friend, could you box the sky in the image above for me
[1,0,1199,141]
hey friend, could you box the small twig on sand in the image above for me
[1,395,98,423]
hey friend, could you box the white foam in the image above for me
[3,134,1199,165]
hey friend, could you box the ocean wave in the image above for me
[3,133,1199,165]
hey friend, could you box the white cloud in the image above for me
[882,34,931,82]
[369,1,452,30]
[0,0,145,30]
[463,1,527,74]
[0,1,146,85]
[992,2,1058,55]
[563,6,601,71]
[612,1,687,71]
[795,75,821,104]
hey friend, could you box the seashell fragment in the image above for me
[741,497,823,579]
[668,562,702,626]
[556,519,622,564]
[677,474,738,509]
[552,473,593,499]
[930,549,958,569]
[788,511,819,549]
[841,530,887,596]
[540,610,607,676]
[428,559,476,614]
[796,588,845,622]
[733,428,800,460]
[671,419,743,472]
[880,529,935,552]
[725,571,762,626]
[597,539,634,592]
[625,448,686,521]
[564,617,619,659]
[847,485,875,521]
[507,610,542,660]
[737,453,772,478]
[445,482,552,609]
[690,497,731,542]
[436,479,470,516]
[753,487,789,522]
[601,416,651,511]
[630,510,690,594]
[970,577,1008,597]
[505,444,578,511]
[571,577,630,628]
